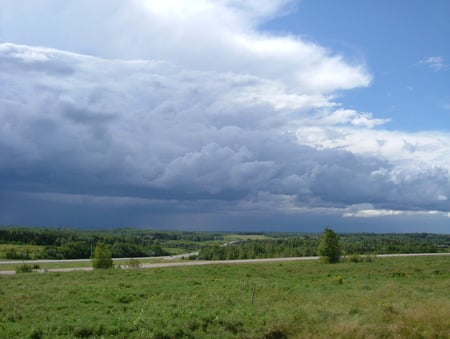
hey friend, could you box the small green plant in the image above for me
[334,275,343,284]
[348,307,360,315]
[29,328,44,339]
[74,325,94,338]
[117,295,134,304]
[391,270,406,278]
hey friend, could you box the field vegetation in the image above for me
[0,255,448,338]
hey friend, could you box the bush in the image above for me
[6,248,30,260]
[347,254,376,263]
[92,243,113,269]
[15,264,34,273]
[348,254,363,263]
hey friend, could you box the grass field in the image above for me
[0,256,449,338]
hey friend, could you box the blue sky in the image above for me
[265,0,450,132]
[0,0,449,233]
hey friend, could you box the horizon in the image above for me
[1,224,449,236]
[1,0,449,233]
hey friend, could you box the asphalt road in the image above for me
[0,252,449,275]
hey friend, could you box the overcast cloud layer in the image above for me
[0,0,449,232]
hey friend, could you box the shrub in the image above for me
[348,254,363,263]
[92,243,113,269]
[6,248,30,260]
[15,264,34,273]
[347,254,375,263]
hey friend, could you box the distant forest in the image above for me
[0,227,223,260]
[0,227,449,260]
[198,233,450,260]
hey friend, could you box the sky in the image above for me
[0,0,449,233]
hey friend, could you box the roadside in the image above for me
[1,252,449,275]
[0,251,199,265]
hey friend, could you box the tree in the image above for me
[318,227,341,263]
[92,242,113,269]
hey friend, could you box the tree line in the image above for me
[1,226,448,261]
[0,227,223,260]
[198,232,450,260]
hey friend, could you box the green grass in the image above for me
[0,256,449,338]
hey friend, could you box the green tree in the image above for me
[92,242,113,269]
[318,227,341,263]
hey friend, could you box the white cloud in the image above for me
[295,126,450,171]
[343,206,450,219]
[0,0,371,94]
[420,56,449,72]
[305,109,390,128]
[343,209,403,218]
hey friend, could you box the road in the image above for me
[0,252,199,265]
[0,252,449,275]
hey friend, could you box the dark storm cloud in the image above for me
[0,43,449,231]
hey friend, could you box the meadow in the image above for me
[0,255,449,338]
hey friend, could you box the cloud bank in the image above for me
[0,0,449,231]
